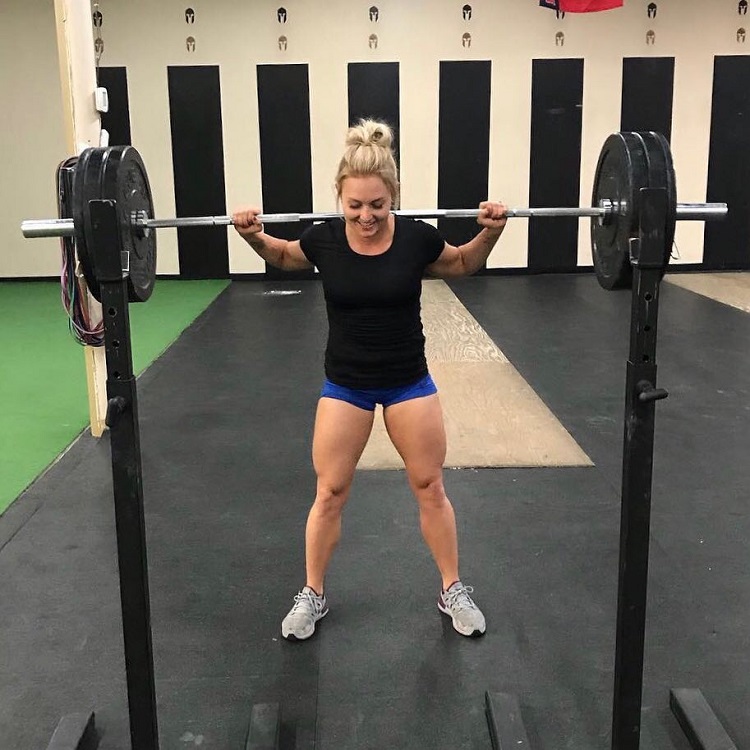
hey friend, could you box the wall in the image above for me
[0,0,68,277]
[1,0,747,278]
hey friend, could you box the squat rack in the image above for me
[28,135,737,750]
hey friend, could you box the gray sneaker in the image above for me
[438,581,486,637]
[281,586,328,641]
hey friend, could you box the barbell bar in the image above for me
[19,131,730,302]
[20,201,727,239]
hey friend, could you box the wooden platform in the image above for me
[358,280,592,470]
[666,271,750,313]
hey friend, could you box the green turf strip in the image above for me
[0,279,229,516]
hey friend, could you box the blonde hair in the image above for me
[334,119,400,208]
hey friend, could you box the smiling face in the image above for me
[340,175,393,240]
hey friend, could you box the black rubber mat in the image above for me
[1,276,748,749]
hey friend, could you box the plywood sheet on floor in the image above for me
[358,280,592,470]
[666,271,750,313]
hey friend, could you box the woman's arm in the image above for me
[426,201,507,278]
[232,207,313,271]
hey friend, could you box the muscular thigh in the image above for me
[382,394,446,480]
[312,397,375,490]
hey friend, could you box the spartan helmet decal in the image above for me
[463,4,472,20]
[738,27,747,41]
[369,6,379,21]
[740,0,748,14]
[646,29,655,44]
[368,33,378,49]
[92,10,103,27]
[555,31,565,46]
[185,8,195,23]
[277,7,287,23]
[186,36,196,52]
[647,3,657,18]
[94,36,104,60]
[462,32,472,47]
[556,9,565,18]
[278,35,288,50]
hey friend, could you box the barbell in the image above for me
[23,203,723,236]
[21,131,728,303]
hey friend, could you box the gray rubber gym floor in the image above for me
[1,275,748,749]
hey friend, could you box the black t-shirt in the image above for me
[299,216,445,389]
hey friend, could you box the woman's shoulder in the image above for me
[301,217,345,246]
[395,214,436,227]
[393,215,445,262]
[394,215,442,240]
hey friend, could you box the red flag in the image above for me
[559,0,623,10]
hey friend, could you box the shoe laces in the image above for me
[443,583,477,611]
[291,589,321,614]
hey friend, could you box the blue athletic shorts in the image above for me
[320,373,438,411]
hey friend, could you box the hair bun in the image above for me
[346,119,394,151]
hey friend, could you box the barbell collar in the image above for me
[20,201,728,239]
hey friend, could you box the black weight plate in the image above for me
[100,146,157,302]
[634,131,677,273]
[73,147,106,302]
[590,132,650,290]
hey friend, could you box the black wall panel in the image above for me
[257,64,314,280]
[704,55,750,269]
[437,60,492,248]
[98,66,131,146]
[621,57,674,141]
[528,58,584,272]
[347,62,400,168]
[167,65,229,279]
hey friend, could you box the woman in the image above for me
[233,120,507,640]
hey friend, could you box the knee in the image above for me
[313,482,350,516]
[410,473,447,509]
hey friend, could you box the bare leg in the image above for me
[383,393,459,590]
[305,397,374,593]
